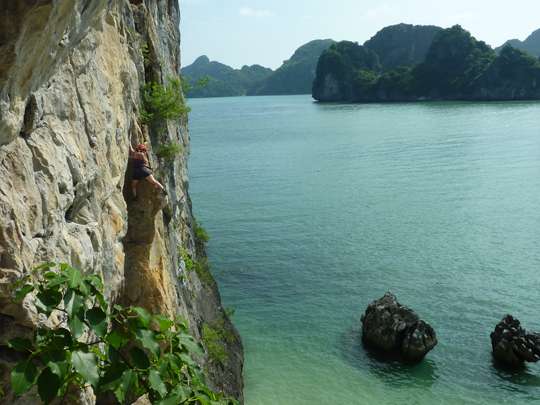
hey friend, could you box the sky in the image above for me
[180,0,540,69]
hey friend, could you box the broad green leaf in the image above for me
[113,369,136,404]
[132,307,152,328]
[63,265,83,289]
[45,274,68,289]
[48,328,72,350]
[148,369,168,398]
[8,337,32,352]
[99,360,127,391]
[129,347,150,369]
[43,271,57,280]
[37,367,61,404]
[85,307,107,337]
[177,353,196,367]
[34,262,56,272]
[42,349,70,379]
[14,285,34,303]
[11,359,38,395]
[179,333,203,356]
[64,289,85,338]
[194,394,211,405]
[47,360,70,381]
[85,274,103,293]
[153,315,174,332]
[135,329,160,357]
[36,288,62,310]
[71,351,99,387]
[156,386,188,405]
[107,330,128,349]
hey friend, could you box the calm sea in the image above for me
[188,95,540,405]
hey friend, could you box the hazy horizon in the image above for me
[180,0,540,69]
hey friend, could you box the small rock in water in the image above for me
[361,292,437,363]
[491,315,540,368]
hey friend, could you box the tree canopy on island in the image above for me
[313,25,540,102]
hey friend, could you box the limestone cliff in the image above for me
[0,0,243,403]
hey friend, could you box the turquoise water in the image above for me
[188,95,540,404]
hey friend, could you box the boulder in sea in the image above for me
[361,292,437,362]
[491,315,540,368]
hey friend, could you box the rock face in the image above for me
[0,0,242,403]
[361,293,437,362]
[491,315,540,368]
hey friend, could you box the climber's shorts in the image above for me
[133,166,152,180]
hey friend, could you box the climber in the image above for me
[129,142,165,199]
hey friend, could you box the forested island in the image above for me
[313,24,540,102]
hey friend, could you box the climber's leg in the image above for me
[131,179,139,199]
[145,174,165,191]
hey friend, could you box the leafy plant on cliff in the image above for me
[8,263,236,405]
[155,141,183,161]
[202,319,236,365]
[194,223,209,244]
[141,77,190,125]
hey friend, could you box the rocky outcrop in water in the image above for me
[491,315,540,368]
[0,0,242,402]
[361,292,437,362]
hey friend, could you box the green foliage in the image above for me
[155,142,183,161]
[224,307,235,318]
[201,319,235,365]
[141,77,190,125]
[179,248,194,272]
[141,42,151,66]
[8,263,236,405]
[194,223,209,244]
[194,258,215,287]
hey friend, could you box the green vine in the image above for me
[7,263,236,405]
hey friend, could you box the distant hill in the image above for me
[253,39,336,95]
[364,23,443,69]
[496,28,540,57]
[181,56,272,98]
[313,25,540,102]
